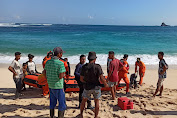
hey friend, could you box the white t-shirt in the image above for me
[10,60,23,78]
[27,61,36,74]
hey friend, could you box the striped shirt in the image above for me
[45,56,66,89]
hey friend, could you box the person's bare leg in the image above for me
[139,75,143,86]
[111,87,115,100]
[80,98,87,118]
[114,85,116,93]
[94,99,99,118]
[153,87,159,97]
[159,85,163,96]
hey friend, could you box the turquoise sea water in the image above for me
[0,23,177,65]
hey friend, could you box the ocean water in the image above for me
[0,23,177,65]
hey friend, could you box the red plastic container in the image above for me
[118,97,133,110]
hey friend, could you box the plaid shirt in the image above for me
[45,56,66,89]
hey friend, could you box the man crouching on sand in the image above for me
[80,52,108,118]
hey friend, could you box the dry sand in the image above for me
[0,64,177,118]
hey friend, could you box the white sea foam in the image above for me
[0,54,177,65]
[0,23,52,27]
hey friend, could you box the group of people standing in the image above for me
[8,46,168,118]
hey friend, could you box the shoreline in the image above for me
[1,63,177,89]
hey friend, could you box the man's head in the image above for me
[53,47,65,58]
[123,54,128,60]
[47,51,53,58]
[137,58,141,63]
[108,51,114,59]
[88,52,97,63]
[158,51,164,60]
[64,58,68,62]
[28,54,34,62]
[15,52,21,61]
[23,63,27,69]
[80,55,86,64]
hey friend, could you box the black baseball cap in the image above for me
[28,54,34,59]
[15,52,21,56]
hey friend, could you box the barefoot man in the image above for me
[80,52,108,118]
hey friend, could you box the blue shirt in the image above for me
[74,63,84,81]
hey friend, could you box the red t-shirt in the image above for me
[109,59,123,82]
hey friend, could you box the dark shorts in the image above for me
[49,88,67,111]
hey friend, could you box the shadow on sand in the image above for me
[0,88,44,100]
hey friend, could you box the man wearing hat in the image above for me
[44,47,66,118]
[135,58,146,86]
[26,54,40,75]
[80,52,108,118]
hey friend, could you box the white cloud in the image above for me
[14,15,21,20]
[88,14,94,19]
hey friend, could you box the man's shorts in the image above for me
[108,81,117,87]
[157,78,165,89]
[82,88,101,100]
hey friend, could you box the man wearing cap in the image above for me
[135,58,146,86]
[44,47,66,118]
[8,52,23,99]
[26,54,40,75]
[80,52,108,118]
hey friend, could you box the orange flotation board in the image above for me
[64,76,126,92]
[24,74,49,96]
[24,75,126,93]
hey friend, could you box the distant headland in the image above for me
[161,22,169,26]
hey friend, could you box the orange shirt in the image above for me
[135,61,146,73]
[59,59,69,79]
[42,56,51,68]
[123,60,129,71]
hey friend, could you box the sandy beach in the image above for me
[0,64,177,118]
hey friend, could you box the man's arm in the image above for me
[80,75,85,83]
[74,64,81,77]
[135,62,137,73]
[8,66,17,76]
[59,72,65,79]
[160,64,168,75]
[118,61,123,71]
[107,69,113,81]
[100,74,108,88]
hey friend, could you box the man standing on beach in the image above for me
[135,58,146,86]
[80,52,108,118]
[107,51,123,100]
[44,47,66,118]
[153,52,168,97]
[74,55,93,109]
[8,52,23,99]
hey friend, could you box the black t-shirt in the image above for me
[80,63,103,90]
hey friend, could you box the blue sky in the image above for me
[0,0,177,25]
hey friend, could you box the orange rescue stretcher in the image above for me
[24,75,126,95]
